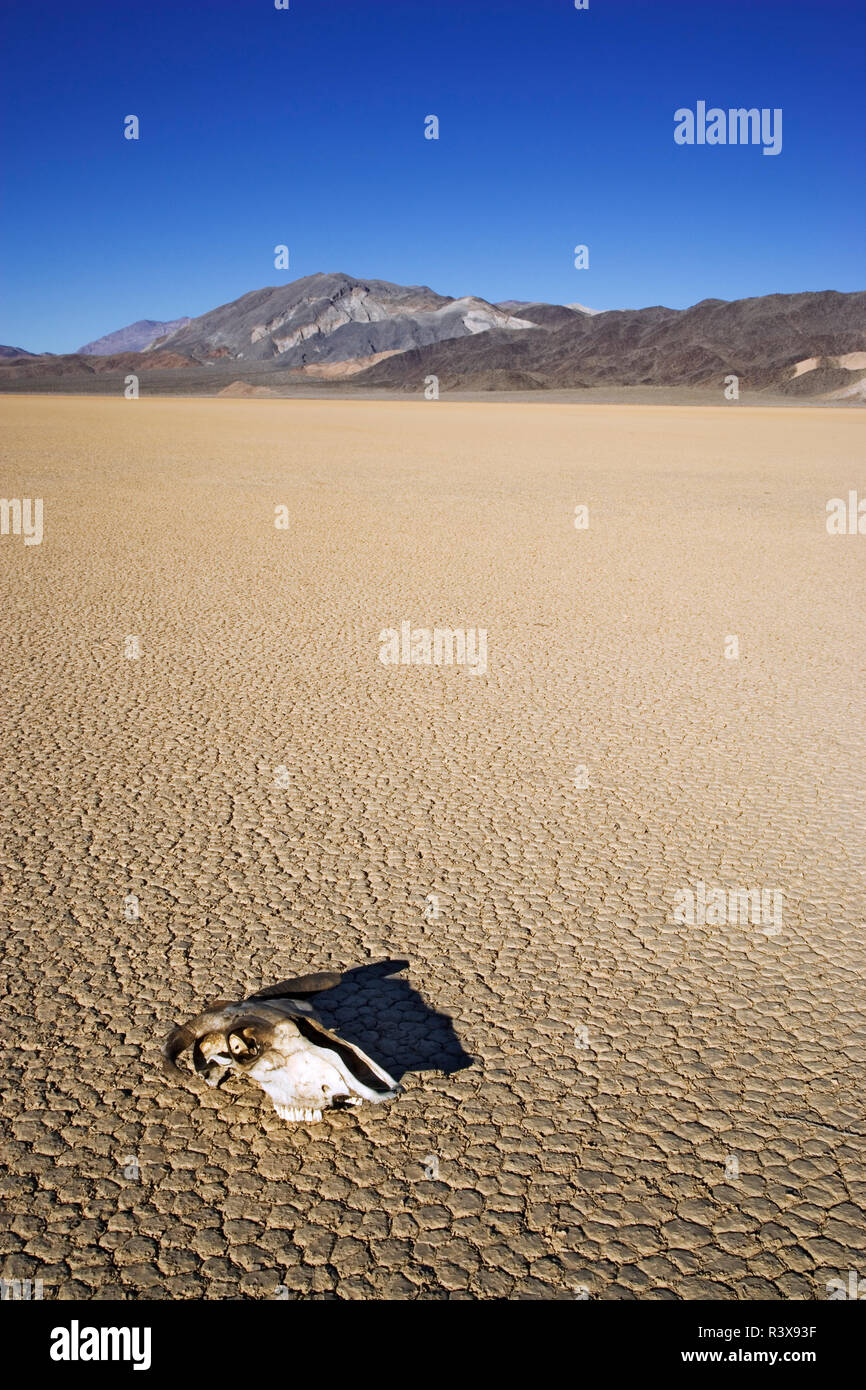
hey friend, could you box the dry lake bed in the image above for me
[1,395,864,1299]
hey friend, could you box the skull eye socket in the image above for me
[229,1029,261,1060]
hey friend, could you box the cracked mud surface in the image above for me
[1,396,864,1300]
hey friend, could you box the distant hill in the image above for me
[78,317,191,355]
[503,302,586,329]
[0,345,38,358]
[497,301,598,323]
[353,290,866,397]
[0,348,196,384]
[155,272,536,366]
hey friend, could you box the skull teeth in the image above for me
[275,1105,323,1124]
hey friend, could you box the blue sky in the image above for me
[2,0,863,353]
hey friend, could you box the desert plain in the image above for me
[0,393,864,1300]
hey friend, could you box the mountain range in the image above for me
[2,273,864,400]
[77,317,192,355]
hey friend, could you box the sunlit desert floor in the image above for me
[1,395,864,1300]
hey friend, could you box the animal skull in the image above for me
[163,970,402,1124]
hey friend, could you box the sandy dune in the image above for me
[1,396,864,1300]
[298,349,403,377]
[791,352,866,377]
[216,380,279,398]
